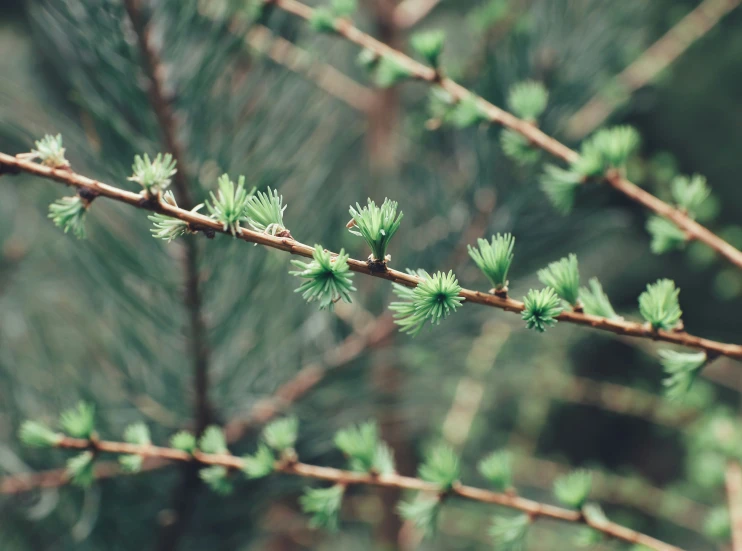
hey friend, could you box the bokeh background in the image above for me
[1,0,742,549]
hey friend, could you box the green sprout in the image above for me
[21,134,69,168]
[19,420,62,448]
[553,469,592,509]
[468,233,515,294]
[507,80,548,121]
[390,271,464,335]
[501,130,541,165]
[579,278,619,319]
[638,279,682,331]
[205,174,253,236]
[290,245,356,310]
[539,164,582,214]
[148,190,204,242]
[671,174,710,218]
[119,422,151,473]
[478,450,512,491]
[198,425,228,454]
[262,416,298,453]
[373,56,413,88]
[60,402,95,439]
[48,195,88,239]
[490,514,530,551]
[348,198,403,263]
[418,443,460,489]
[170,431,197,453]
[300,485,345,530]
[398,495,441,537]
[243,187,288,236]
[67,451,95,487]
[522,288,563,332]
[573,126,640,177]
[242,444,275,479]
[537,254,581,307]
[410,30,446,68]
[646,216,687,254]
[128,153,177,195]
[660,349,707,401]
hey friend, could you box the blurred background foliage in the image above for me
[1,0,741,549]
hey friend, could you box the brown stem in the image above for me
[727,461,742,550]
[3,152,742,360]
[268,0,742,273]
[43,436,684,551]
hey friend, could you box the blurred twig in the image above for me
[3,152,742,359]
[727,461,742,550]
[392,0,441,28]
[269,0,742,273]
[567,0,742,139]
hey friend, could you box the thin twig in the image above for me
[40,435,685,551]
[266,0,742,272]
[392,0,441,29]
[3,153,741,360]
[567,0,742,138]
[727,461,742,551]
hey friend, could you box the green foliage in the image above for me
[507,81,548,121]
[450,95,487,128]
[128,153,177,195]
[148,191,204,242]
[205,174,253,236]
[575,504,608,546]
[19,420,62,448]
[537,254,581,306]
[67,451,95,487]
[59,402,95,439]
[119,422,151,473]
[372,442,397,476]
[410,30,446,68]
[478,450,512,491]
[671,174,710,217]
[170,431,197,453]
[574,126,640,176]
[398,495,440,537]
[348,198,403,262]
[48,196,87,239]
[579,278,619,319]
[539,164,582,214]
[331,0,357,17]
[27,133,68,167]
[309,8,337,33]
[489,514,530,551]
[357,48,378,70]
[638,279,682,331]
[646,216,687,254]
[290,246,356,310]
[200,465,233,495]
[553,469,592,509]
[299,485,345,531]
[335,421,376,472]
[373,56,413,88]
[390,271,464,336]
[501,130,541,165]
[660,350,707,400]
[418,443,460,489]
[704,506,731,541]
[468,0,510,33]
[468,233,515,292]
[522,288,562,332]
[243,187,287,235]
[262,416,299,453]
[199,426,228,454]
[242,444,275,479]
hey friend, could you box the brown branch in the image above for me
[121,1,212,549]
[266,0,742,272]
[34,435,685,551]
[567,0,742,139]
[727,461,742,550]
[392,0,441,28]
[3,152,742,360]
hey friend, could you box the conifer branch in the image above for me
[266,0,742,272]
[567,0,742,139]
[2,151,742,360]
[35,434,684,551]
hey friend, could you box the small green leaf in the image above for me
[553,469,592,509]
[243,187,287,236]
[310,8,337,33]
[522,287,563,333]
[200,465,233,495]
[418,443,460,489]
[128,153,177,195]
[19,420,62,448]
[539,164,582,214]
[646,216,687,254]
[537,254,581,306]
[579,278,619,319]
[24,133,68,168]
[391,271,464,336]
[578,126,640,172]
[49,196,88,239]
[348,198,403,262]
[170,431,197,453]
[263,416,299,453]
[671,174,710,218]
[242,444,275,479]
[199,426,228,454]
[398,495,440,537]
[490,514,530,551]
[660,349,707,400]
[501,130,541,165]
[59,402,95,439]
[67,451,95,487]
[704,506,731,541]
[205,174,254,236]
[449,95,487,128]
[290,245,356,310]
[335,421,378,472]
[373,56,413,88]
[468,233,515,292]
[478,450,512,491]
[149,190,204,242]
[300,485,345,530]
[638,279,682,331]
[507,80,548,121]
[410,30,446,67]
[119,422,151,473]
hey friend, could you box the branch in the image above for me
[266,0,742,273]
[567,0,742,139]
[42,435,685,551]
[3,152,742,361]
[727,461,742,550]
[392,0,441,29]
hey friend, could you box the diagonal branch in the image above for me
[392,0,441,29]
[727,461,742,550]
[265,0,742,273]
[567,0,742,138]
[40,435,686,551]
[3,152,742,360]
